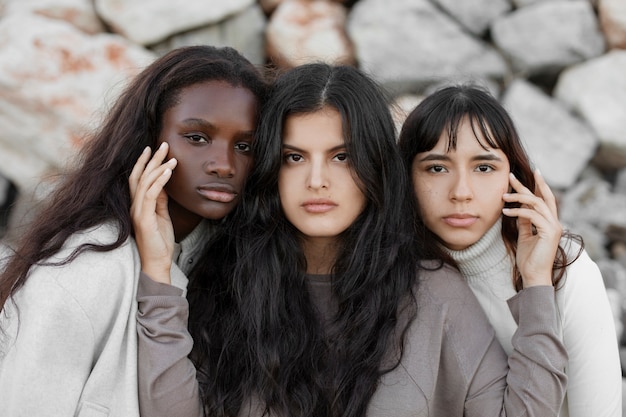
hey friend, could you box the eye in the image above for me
[235,142,252,153]
[185,134,208,144]
[476,164,495,173]
[284,153,303,163]
[333,152,348,162]
[426,165,447,174]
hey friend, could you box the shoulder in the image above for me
[558,243,604,296]
[416,261,480,306]
[24,222,141,311]
[55,222,130,254]
[413,261,496,338]
[401,262,504,387]
[3,223,142,342]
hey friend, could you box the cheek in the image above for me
[277,171,291,204]
[234,157,253,184]
[413,178,435,203]
[487,179,510,206]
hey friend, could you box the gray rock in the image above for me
[430,0,511,35]
[512,0,572,7]
[491,0,605,75]
[347,0,508,94]
[0,12,155,190]
[3,0,105,34]
[94,0,255,45]
[151,3,267,66]
[0,175,9,208]
[563,220,609,261]
[560,177,626,230]
[501,79,598,189]
[614,169,626,196]
[554,50,626,164]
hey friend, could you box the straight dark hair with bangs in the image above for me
[187,63,444,417]
[398,84,582,291]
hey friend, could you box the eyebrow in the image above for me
[417,152,504,163]
[181,118,213,129]
[282,143,346,153]
[181,118,255,138]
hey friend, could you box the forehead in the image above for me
[165,81,258,124]
[283,108,344,145]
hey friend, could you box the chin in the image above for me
[443,238,475,251]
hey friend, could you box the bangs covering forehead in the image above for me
[444,112,501,153]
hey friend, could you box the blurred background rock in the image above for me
[0,0,625,404]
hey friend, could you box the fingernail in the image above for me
[159,142,167,150]
[509,172,516,180]
[143,146,150,153]
[535,168,542,176]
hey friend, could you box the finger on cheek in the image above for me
[157,142,168,154]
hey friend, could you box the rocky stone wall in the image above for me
[1,0,626,363]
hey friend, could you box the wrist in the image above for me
[141,265,172,285]
[521,272,553,288]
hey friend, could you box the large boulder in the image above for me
[0,13,155,190]
[347,0,508,93]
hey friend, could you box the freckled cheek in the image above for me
[413,179,437,201]
[492,181,510,206]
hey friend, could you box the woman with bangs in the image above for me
[398,84,621,417]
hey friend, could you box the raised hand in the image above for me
[502,170,562,288]
[129,142,178,284]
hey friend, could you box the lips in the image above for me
[443,214,478,227]
[197,183,237,203]
[302,199,337,213]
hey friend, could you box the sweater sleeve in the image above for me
[559,252,622,417]
[136,272,204,417]
[501,285,569,416]
[462,286,567,417]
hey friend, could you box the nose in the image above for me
[204,141,235,178]
[450,171,473,202]
[306,158,329,190]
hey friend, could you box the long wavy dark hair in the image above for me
[0,45,267,311]
[398,84,583,291]
[187,63,443,416]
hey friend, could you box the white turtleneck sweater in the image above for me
[444,218,622,417]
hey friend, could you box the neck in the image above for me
[301,237,339,275]
[168,201,202,242]
[443,218,510,279]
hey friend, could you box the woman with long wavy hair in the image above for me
[135,64,568,417]
[0,45,267,416]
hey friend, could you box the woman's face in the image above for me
[411,116,510,250]
[158,81,258,234]
[278,107,367,247]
